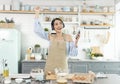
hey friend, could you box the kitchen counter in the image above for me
[2,74,120,84]
[22,58,120,62]
[93,74,120,84]
[68,59,120,62]
[22,59,120,74]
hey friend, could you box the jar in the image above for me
[24,5,30,11]
[89,6,94,12]
[103,6,108,12]
[108,7,114,12]
[45,16,51,22]
[35,53,42,60]
[73,7,78,12]
[30,54,35,60]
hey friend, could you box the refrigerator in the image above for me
[0,29,21,74]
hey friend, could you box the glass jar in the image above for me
[103,6,108,12]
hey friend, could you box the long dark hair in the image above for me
[51,18,65,30]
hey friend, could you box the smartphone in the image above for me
[76,30,80,39]
[51,30,56,35]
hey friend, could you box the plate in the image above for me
[9,74,31,79]
[96,74,107,78]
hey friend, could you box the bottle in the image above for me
[3,63,9,77]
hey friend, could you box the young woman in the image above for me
[34,6,80,75]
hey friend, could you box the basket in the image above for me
[0,23,15,28]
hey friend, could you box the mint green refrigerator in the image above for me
[0,29,21,74]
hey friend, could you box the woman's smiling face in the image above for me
[53,20,64,33]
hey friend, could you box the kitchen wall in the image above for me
[0,0,118,60]
[115,2,120,59]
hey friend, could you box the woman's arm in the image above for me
[66,34,80,56]
[66,42,78,56]
[34,6,49,40]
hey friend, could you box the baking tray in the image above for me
[71,73,95,83]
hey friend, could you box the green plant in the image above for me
[83,48,91,58]
[0,20,5,23]
[91,53,103,57]
[34,44,40,48]
[44,28,49,31]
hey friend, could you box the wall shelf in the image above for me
[80,24,112,29]
[0,10,78,15]
[80,24,113,27]
[80,12,115,15]
[42,22,79,24]
[83,27,110,29]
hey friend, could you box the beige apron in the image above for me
[45,35,68,75]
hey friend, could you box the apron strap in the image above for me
[50,33,66,41]
[62,33,66,41]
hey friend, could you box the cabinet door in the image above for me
[70,62,88,73]
[88,62,120,74]
[104,62,120,74]
[68,62,72,73]
[88,62,106,73]
[22,61,45,73]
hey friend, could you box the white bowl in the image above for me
[15,78,23,83]
[4,78,11,84]
[57,72,68,77]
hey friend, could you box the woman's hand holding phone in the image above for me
[76,31,80,40]
[75,31,80,47]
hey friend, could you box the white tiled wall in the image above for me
[0,0,118,60]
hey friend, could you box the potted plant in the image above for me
[91,53,103,60]
[44,28,49,32]
[34,44,40,53]
[82,48,91,59]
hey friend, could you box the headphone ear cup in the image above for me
[51,25,54,30]
[52,26,54,30]
[63,23,65,28]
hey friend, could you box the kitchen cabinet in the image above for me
[22,60,120,74]
[69,61,120,74]
[68,61,89,73]
[88,62,120,74]
[22,60,45,73]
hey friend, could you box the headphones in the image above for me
[51,18,65,30]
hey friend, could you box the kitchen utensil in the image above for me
[73,26,76,35]
[62,7,71,12]
[4,78,11,84]
[15,78,23,83]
